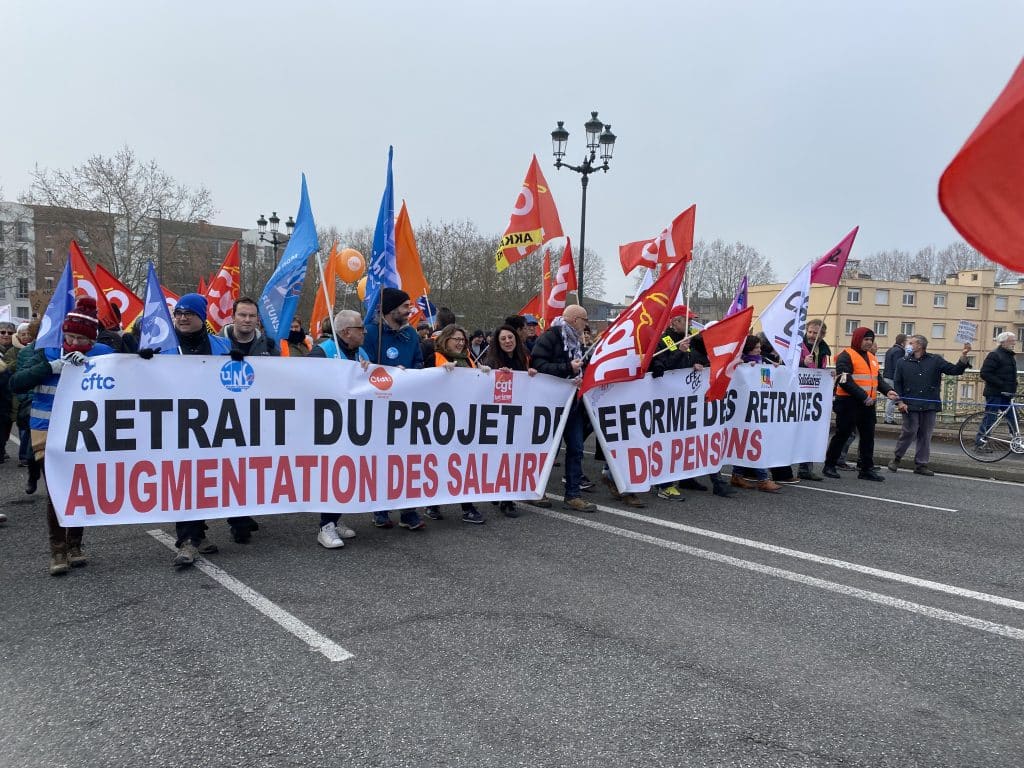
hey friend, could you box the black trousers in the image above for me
[826,398,877,470]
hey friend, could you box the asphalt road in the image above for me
[2,437,1024,768]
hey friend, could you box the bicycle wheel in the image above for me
[959,411,1013,462]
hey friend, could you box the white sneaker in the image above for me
[335,521,357,539]
[317,523,345,549]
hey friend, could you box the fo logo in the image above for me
[220,360,255,392]
[493,370,513,404]
[369,366,394,391]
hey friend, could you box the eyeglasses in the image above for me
[343,326,365,332]
[173,310,198,318]
[451,337,467,343]
[0,331,11,335]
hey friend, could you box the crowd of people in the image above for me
[0,286,1016,577]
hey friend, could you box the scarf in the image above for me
[551,316,581,361]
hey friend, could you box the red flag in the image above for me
[810,227,858,287]
[162,286,180,316]
[542,239,577,328]
[541,248,553,327]
[204,241,240,333]
[198,276,208,295]
[618,205,695,275]
[939,57,1024,273]
[517,293,542,318]
[94,264,144,329]
[495,156,564,272]
[581,258,688,397]
[68,241,118,329]
[703,307,755,401]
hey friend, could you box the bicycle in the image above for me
[959,393,1024,463]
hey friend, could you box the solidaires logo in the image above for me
[797,372,822,388]
[220,360,255,392]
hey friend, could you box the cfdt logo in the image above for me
[80,361,116,391]
[369,367,394,391]
[493,370,513,404]
[759,366,773,388]
[220,360,255,392]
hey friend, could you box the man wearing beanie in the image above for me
[822,327,899,482]
[10,296,114,575]
[362,287,426,530]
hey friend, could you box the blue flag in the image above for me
[364,146,401,317]
[416,296,437,321]
[35,260,75,350]
[259,174,319,342]
[139,261,178,354]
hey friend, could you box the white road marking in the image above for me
[934,472,1023,487]
[534,508,1024,642]
[545,494,1024,611]
[147,529,353,662]
[787,483,959,511]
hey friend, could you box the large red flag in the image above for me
[516,293,542,319]
[703,307,755,401]
[68,241,118,329]
[543,238,578,327]
[94,264,144,329]
[495,156,564,272]
[309,242,339,337]
[618,205,695,275]
[581,258,688,397]
[204,241,240,333]
[939,57,1024,273]
[810,227,859,287]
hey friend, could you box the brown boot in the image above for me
[602,474,624,500]
[68,545,87,567]
[621,493,647,508]
[757,479,782,493]
[730,474,756,489]
[49,551,70,576]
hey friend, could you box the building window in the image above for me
[901,322,915,336]
[874,321,888,336]
[16,278,29,299]
[995,296,1008,311]
[16,221,29,241]
[1018,328,1024,343]
[875,289,889,305]
[902,290,916,307]
[931,323,945,339]
[44,248,54,266]
[994,326,1006,338]
[934,293,947,308]
[846,288,861,304]
[845,319,860,335]
[16,249,29,268]
[45,277,54,290]
[15,305,29,319]
[966,295,979,309]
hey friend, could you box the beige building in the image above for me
[749,268,1024,366]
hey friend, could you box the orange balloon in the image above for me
[356,276,367,302]
[337,248,366,283]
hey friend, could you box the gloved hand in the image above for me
[138,348,158,360]
[61,350,87,366]
[229,349,245,362]
[50,358,66,374]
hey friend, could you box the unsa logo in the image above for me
[369,367,393,391]
[220,360,255,393]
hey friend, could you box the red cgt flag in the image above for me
[542,239,578,328]
[939,57,1024,273]
[581,258,688,397]
[204,241,241,333]
[703,306,755,401]
[94,264,144,329]
[618,205,695,275]
[69,241,119,329]
[495,155,564,272]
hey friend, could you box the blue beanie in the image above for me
[175,293,208,320]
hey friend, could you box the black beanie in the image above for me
[381,287,410,316]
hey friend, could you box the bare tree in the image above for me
[858,242,1019,283]
[21,145,215,290]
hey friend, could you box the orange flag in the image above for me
[204,241,240,333]
[939,57,1024,273]
[309,242,339,337]
[395,201,430,299]
[68,241,118,329]
[94,264,144,329]
[495,155,564,272]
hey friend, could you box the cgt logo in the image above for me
[493,370,513,403]
[369,367,394,391]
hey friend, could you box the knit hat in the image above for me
[174,293,208,321]
[381,287,410,316]
[62,296,100,340]
[850,326,874,349]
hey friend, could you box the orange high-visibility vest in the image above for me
[280,337,313,357]
[435,351,476,368]
[836,347,879,399]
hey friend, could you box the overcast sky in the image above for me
[3,0,1022,302]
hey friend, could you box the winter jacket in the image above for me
[529,326,577,380]
[882,343,907,380]
[979,346,1018,399]
[309,338,369,362]
[650,328,697,377]
[222,324,279,356]
[834,348,893,403]
[363,321,423,368]
[893,352,969,412]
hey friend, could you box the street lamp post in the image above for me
[550,111,617,306]
[256,211,295,262]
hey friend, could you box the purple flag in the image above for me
[724,275,748,318]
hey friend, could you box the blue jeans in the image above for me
[563,405,585,499]
[978,395,1012,444]
[19,426,31,462]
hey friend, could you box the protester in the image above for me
[504,314,530,348]
[530,304,596,512]
[976,331,1018,450]
[729,336,782,493]
[680,329,737,497]
[797,320,830,481]
[10,322,40,490]
[10,297,115,575]
[469,329,487,362]
[421,307,455,369]
[280,318,313,357]
[222,297,279,356]
[822,327,899,481]
[363,288,425,530]
[524,315,540,352]
[882,333,909,424]
[888,336,971,475]
[309,310,370,365]
[0,321,15,461]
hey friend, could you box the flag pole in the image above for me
[314,249,340,358]
[809,283,839,363]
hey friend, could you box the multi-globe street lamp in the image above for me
[256,211,295,262]
[550,111,617,306]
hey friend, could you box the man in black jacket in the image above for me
[222,297,279,356]
[881,334,908,424]
[888,336,970,475]
[976,332,1019,448]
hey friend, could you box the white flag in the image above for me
[0,304,11,323]
[757,262,811,373]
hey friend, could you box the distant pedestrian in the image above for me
[882,334,909,424]
[976,331,1019,450]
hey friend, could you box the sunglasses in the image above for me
[0,331,11,335]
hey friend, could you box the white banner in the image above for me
[45,356,576,527]
[581,364,834,492]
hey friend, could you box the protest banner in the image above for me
[45,356,576,527]
[954,320,978,344]
[581,364,834,492]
